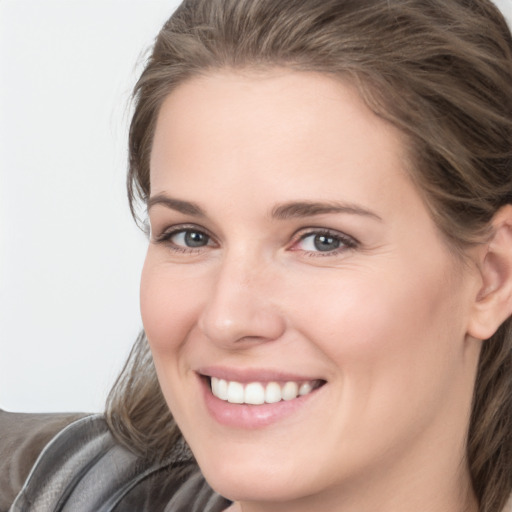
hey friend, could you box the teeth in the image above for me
[299,382,313,396]
[210,377,320,404]
[227,381,244,404]
[244,382,265,405]
[282,381,299,401]
[265,382,282,404]
[217,378,228,400]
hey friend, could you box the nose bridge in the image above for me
[198,248,285,346]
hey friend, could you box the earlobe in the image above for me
[468,205,512,341]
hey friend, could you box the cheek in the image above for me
[296,259,465,400]
[287,265,468,471]
[140,257,203,356]
[139,258,206,422]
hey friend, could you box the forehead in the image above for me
[147,70,444,241]
[150,69,409,199]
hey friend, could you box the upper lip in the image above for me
[197,366,325,384]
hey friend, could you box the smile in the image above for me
[210,377,324,405]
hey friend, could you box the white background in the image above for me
[1,0,511,413]
[0,0,181,412]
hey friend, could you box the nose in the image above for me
[197,255,286,347]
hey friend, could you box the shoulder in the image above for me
[2,410,229,512]
[0,409,87,512]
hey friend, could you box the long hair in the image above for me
[106,1,512,510]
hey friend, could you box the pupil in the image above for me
[185,231,207,247]
[314,234,340,252]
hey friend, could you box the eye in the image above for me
[291,229,357,255]
[153,225,215,252]
[171,229,210,248]
[300,233,341,252]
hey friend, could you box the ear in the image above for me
[468,205,512,340]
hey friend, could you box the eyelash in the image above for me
[153,224,217,253]
[153,225,358,257]
[291,228,358,257]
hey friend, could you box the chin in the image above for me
[202,465,310,504]
[192,441,327,504]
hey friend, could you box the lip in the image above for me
[197,365,322,384]
[197,367,326,429]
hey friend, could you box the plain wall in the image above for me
[0,0,181,412]
[1,0,511,413]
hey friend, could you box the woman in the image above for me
[3,0,512,511]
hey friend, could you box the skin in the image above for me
[141,70,487,512]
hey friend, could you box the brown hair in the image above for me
[106,1,512,510]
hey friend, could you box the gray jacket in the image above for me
[0,410,229,512]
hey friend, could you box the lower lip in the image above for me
[201,377,322,429]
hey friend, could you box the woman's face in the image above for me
[142,70,482,508]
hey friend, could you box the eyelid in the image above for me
[289,227,358,254]
[152,223,217,247]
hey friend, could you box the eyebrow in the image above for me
[147,194,206,216]
[270,201,382,221]
[147,194,382,222]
